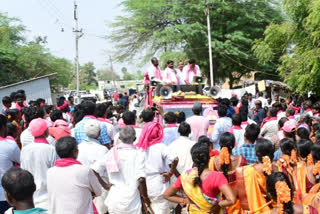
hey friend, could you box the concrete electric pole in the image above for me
[205,0,214,86]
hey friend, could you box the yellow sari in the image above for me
[181,168,224,214]
[303,183,320,213]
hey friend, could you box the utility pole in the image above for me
[73,1,83,97]
[109,55,115,89]
[205,0,214,86]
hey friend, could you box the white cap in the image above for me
[84,120,101,139]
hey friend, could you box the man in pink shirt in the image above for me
[186,102,210,141]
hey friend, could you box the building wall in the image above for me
[0,77,53,109]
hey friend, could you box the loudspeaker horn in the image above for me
[209,86,221,98]
[159,86,173,99]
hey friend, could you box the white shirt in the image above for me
[77,138,109,177]
[47,164,102,214]
[163,67,178,84]
[0,139,20,201]
[20,128,56,148]
[257,97,269,108]
[261,120,278,141]
[147,65,162,80]
[21,142,57,208]
[144,143,173,198]
[182,65,201,84]
[175,68,185,85]
[232,129,245,151]
[98,147,145,214]
[167,136,195,174]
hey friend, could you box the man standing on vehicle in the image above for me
[182,59,201,85]
[145,57,162,83]
[175,61,185,85]
[163,60,178,85]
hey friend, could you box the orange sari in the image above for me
[236,164,271,214]
[303,183,320,213]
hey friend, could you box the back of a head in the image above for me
[191,143,209,187]
[266,172,293,214]
[10,92,17,101]
[140,108,155,122]
[6,123,17,137]
[81,101,96,116]
[192,102,202,115]
[245,124,260,143]
[50,110,63,122]
[220,98,231,106]
[297,127,310,140]
[232,114,241,126]
[176,111,186,123]
[218,105,228,117]
[287,108,295,116]
[0,115,8,131]
[119,94,123,99]
[119,126,136,144]
[95,103,107,118]
[123,111,136,125]
[259,92,264,97]
[198,135,211,148]
[2,96,11,105]
[84,120,101,139]
[6,109,19,122]
[312,142,320,163]
[255,139,274,162]
[164,112,177,124]
[15,93,24,101]
[178,122,191,137]
[269,107,278,117]
[230,97,239,106]
[56,136,78,158]
[239,106,248,122]
[23,107,44,126]
[297,139,312,159]
[280,138,296,156]
[2,168,36,201]
[219,132,235,152]
[241,99,249,107]
[278,117,288,129]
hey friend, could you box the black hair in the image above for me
[219,132,235,180]
[6,123,17,137]
[106,110,114,119]
[191,143,209,187]
[286,108,295,116]
[239,106,248,122]
[2,96,11,105]
[297,127,310,140]
[176,111,186,123]
[189,59,196,64]
[0,115,8,130]
[297,139,313,159]
[312,142,320,163]
[36,98,45,105]
[15,93,24,100]
[218,105,228,117]
[230,96,239,106]
[266,172,294,214]
[304,100,312,108]
[164,112,177,124]
[23,107,44,127]
[119,94,123,99]
[280,138,297,156]
[1,168,36,201]
[57,96,69,113]
[167,60,174,65]
[28,100,38,107]
[259,92,264,97]
[269,107,278,117]
[68,96,74,101]
[313,102,320,112]
[73,105,85,125]
[220,98,231,107]
[178,122,191,137]
[255,139,274,162]
[50,110,63,122]
[279,117,288,129]
[151,57,158,64]
[241,99,249,107]
[55,136,78,158]
[122,111,136,125]
[232,114,241,126]
[6,109,20,122]
[44,105,54,115]
[140,108,155,122]
[81,101,96,116]
[10,92,17,101]
[198,135,211,149]
[16,89,25,95]
[245,124,260,143]
[95,104,107,118]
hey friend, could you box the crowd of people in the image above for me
[1,87,320,214]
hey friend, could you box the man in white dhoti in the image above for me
[93,126,151,214]
[182,59,201,85]
[175,61,185,85]
[163,60,179,85]
[145,57,162,84]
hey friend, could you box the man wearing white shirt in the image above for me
[175,61,185,85]
[163,60,179,85]
[145,57,162,82]
[182,59,201,85]
[256,92,269,108]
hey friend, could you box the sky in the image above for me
[0,0,134,75]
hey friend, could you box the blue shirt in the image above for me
[14,208,48,214]
[254,108,265,127]
[274,147,283,161]
[73,116,111,145]
[162,126,180,146]
[210,117,232,150]
[233,144,257,165]
[227,106,235,118]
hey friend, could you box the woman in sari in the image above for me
[163,143,236,213]
[209,132,247,213]
[266,172,317,214]
[236,139,275,213]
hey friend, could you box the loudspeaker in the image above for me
[177,84,204,95]
[159,86,173,99]
[155,85,177,96]
[193,76,203,83]
[209,86,221,97]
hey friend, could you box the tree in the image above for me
[97,68,121,81]
[0,13,73,89]
[81,62,97,86]
[253,0,320,96]
[108,0,283,88]
[121,67,136,80]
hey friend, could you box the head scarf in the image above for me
[136,122,163,151]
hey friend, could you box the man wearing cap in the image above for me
[21,118,58,209]
[77,120,109,214]
[186,102,209,141]
[274,120,297,160]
